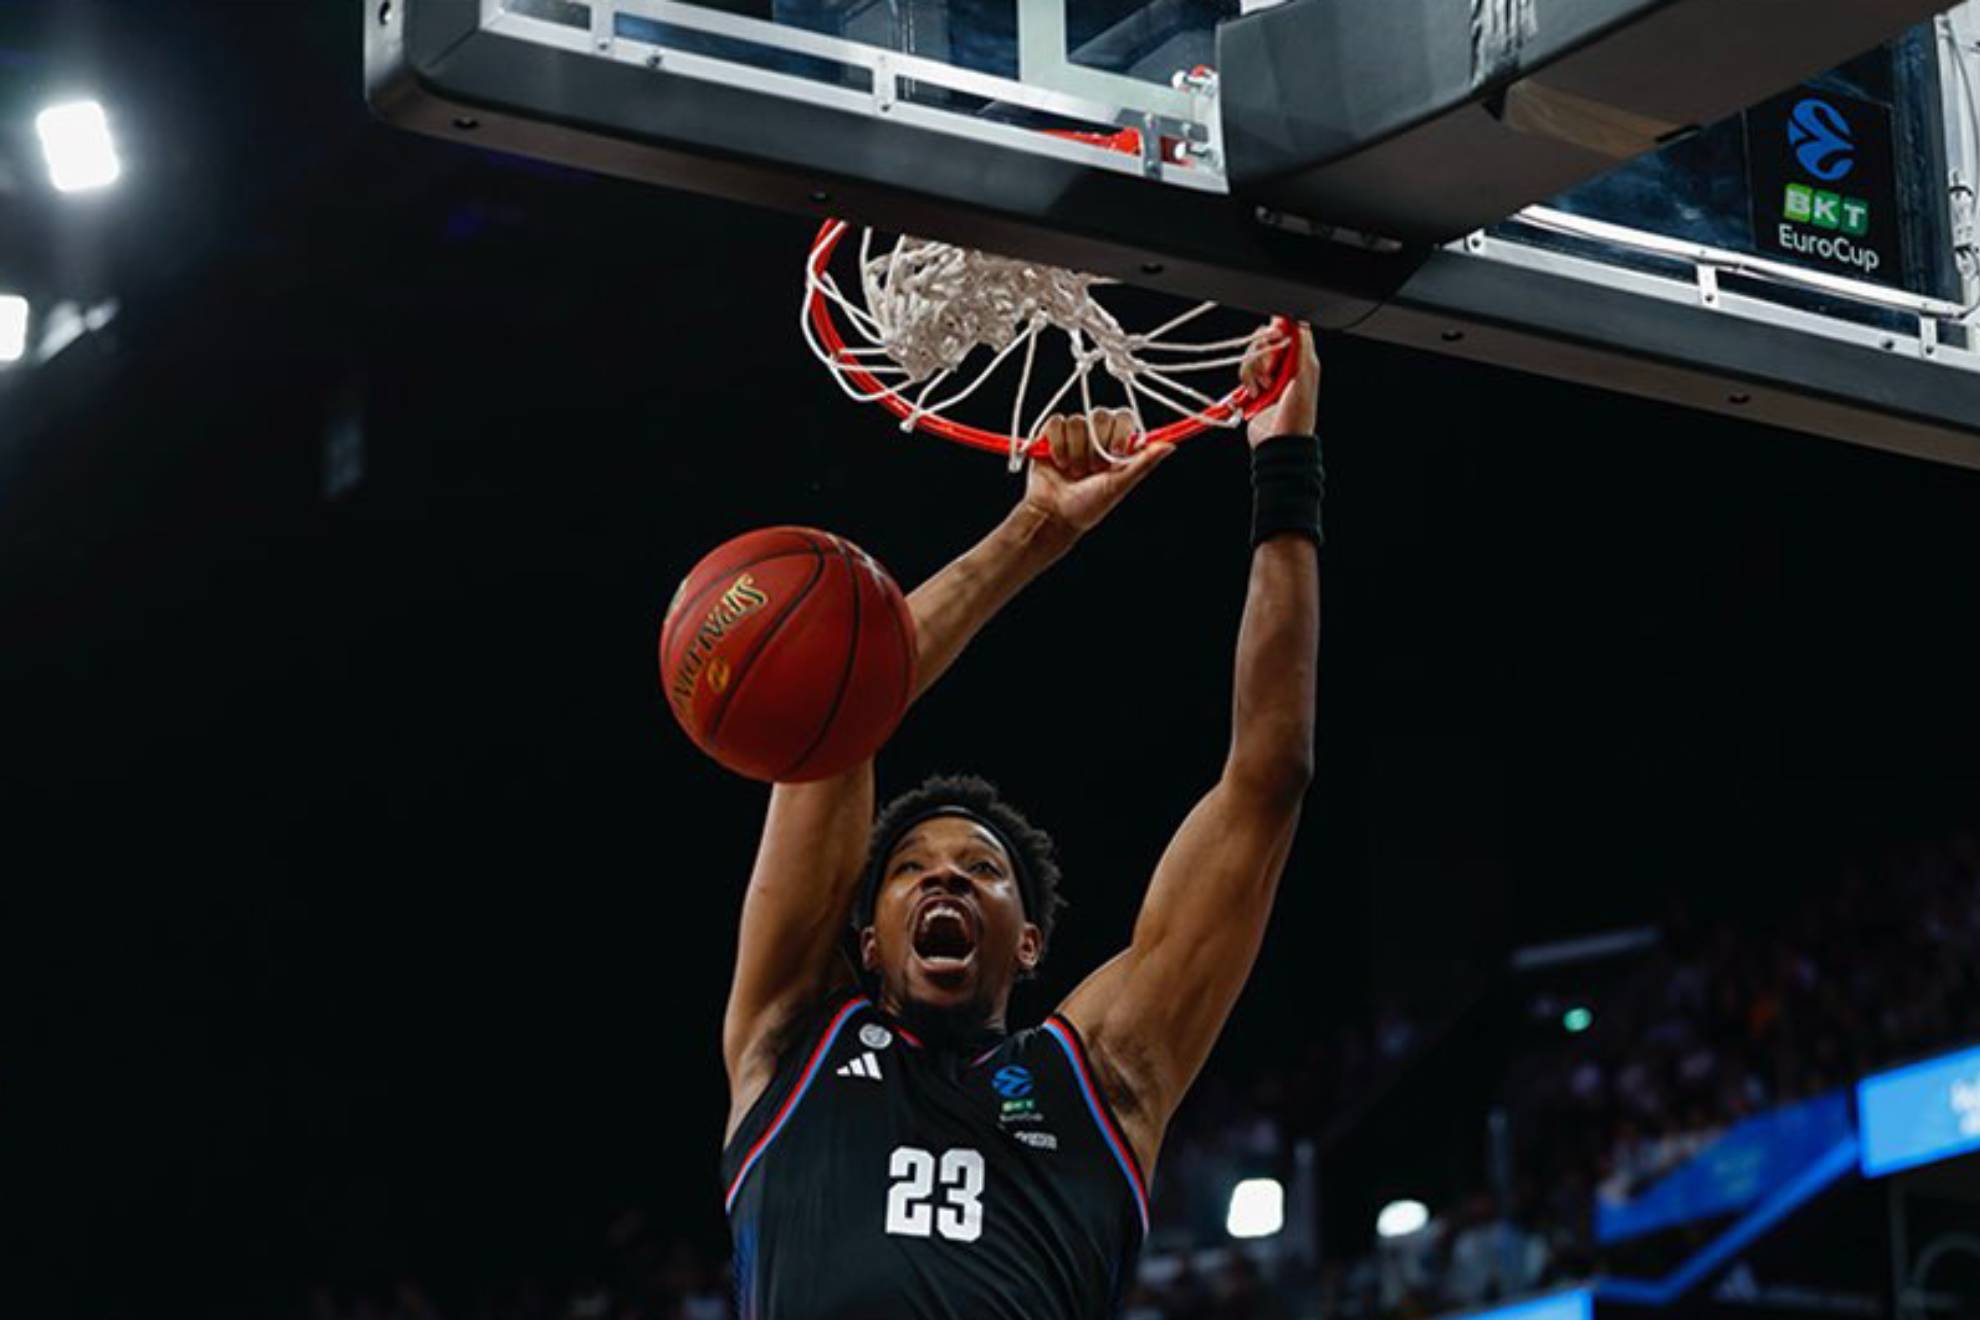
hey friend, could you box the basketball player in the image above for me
[721,325,1323,1318]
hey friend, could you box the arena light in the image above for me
[0,296,28,364]
[36,100,121,193]
[1563,1005,1594,1033]
[1376,1198,1429,1239]
[1225,1178,1284,1239]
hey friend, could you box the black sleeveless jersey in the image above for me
[720,991,1150,1319]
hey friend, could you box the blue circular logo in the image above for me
[993,1065,1034,1098]
[1788,98,1855,182]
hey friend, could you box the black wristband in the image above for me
[1251,434,1324,549]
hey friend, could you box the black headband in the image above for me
[855,805,1036,929]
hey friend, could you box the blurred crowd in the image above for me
[1522,827,1980,1242]
[299,827,1980,1320]
[1316,824,1979,1317]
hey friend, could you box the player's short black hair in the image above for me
[855,772,1066,973]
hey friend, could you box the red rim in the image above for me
[806,220,1298,459]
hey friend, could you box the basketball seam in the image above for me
[778,535,863,781]
[661,535,823,670]
[703,543,827,750]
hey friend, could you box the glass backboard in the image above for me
[491,0,1238,190]
[368,0,1980,467]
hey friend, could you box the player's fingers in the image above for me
[1042,415,1068,469]
[1063,412,1094,475]
[1242,326,1285,395]
[1090,409,1118,460]
[1085,411,1113,473]
[1290,322,1322,390]
[1097,408,1135,460]
[1241,349,1266,397]
[1118,409,1145,458]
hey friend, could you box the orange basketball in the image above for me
[659,527,917,782]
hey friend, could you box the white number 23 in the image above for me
[884,1146,984,1243]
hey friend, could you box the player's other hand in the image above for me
[1023,407,1172,536]
[1241,322,1321,448]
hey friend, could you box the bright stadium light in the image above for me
[1376,1198,1429,1239]
[0,296,28,364]
[36,100,122,193]
[1225,1178,1284,1239]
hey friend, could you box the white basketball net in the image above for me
[803,222,1264,470]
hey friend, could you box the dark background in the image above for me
[5,4,1979,1315]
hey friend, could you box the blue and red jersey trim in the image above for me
[724,994,870,1214]
[1042,1015,1150,1235]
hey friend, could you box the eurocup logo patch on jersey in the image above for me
[992,1065,1053,1146]
[859,1023,893,1051]
[992,1066,1034,1098]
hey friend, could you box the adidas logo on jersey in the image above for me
[836,1051,883,1080]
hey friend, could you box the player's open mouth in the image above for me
[910,896,978,971]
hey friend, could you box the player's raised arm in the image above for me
[1056,326,1323,1177]
[723,420,1173,1139]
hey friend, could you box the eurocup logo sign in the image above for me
[1757,89,1884,277]
[1788,98,1855,182]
